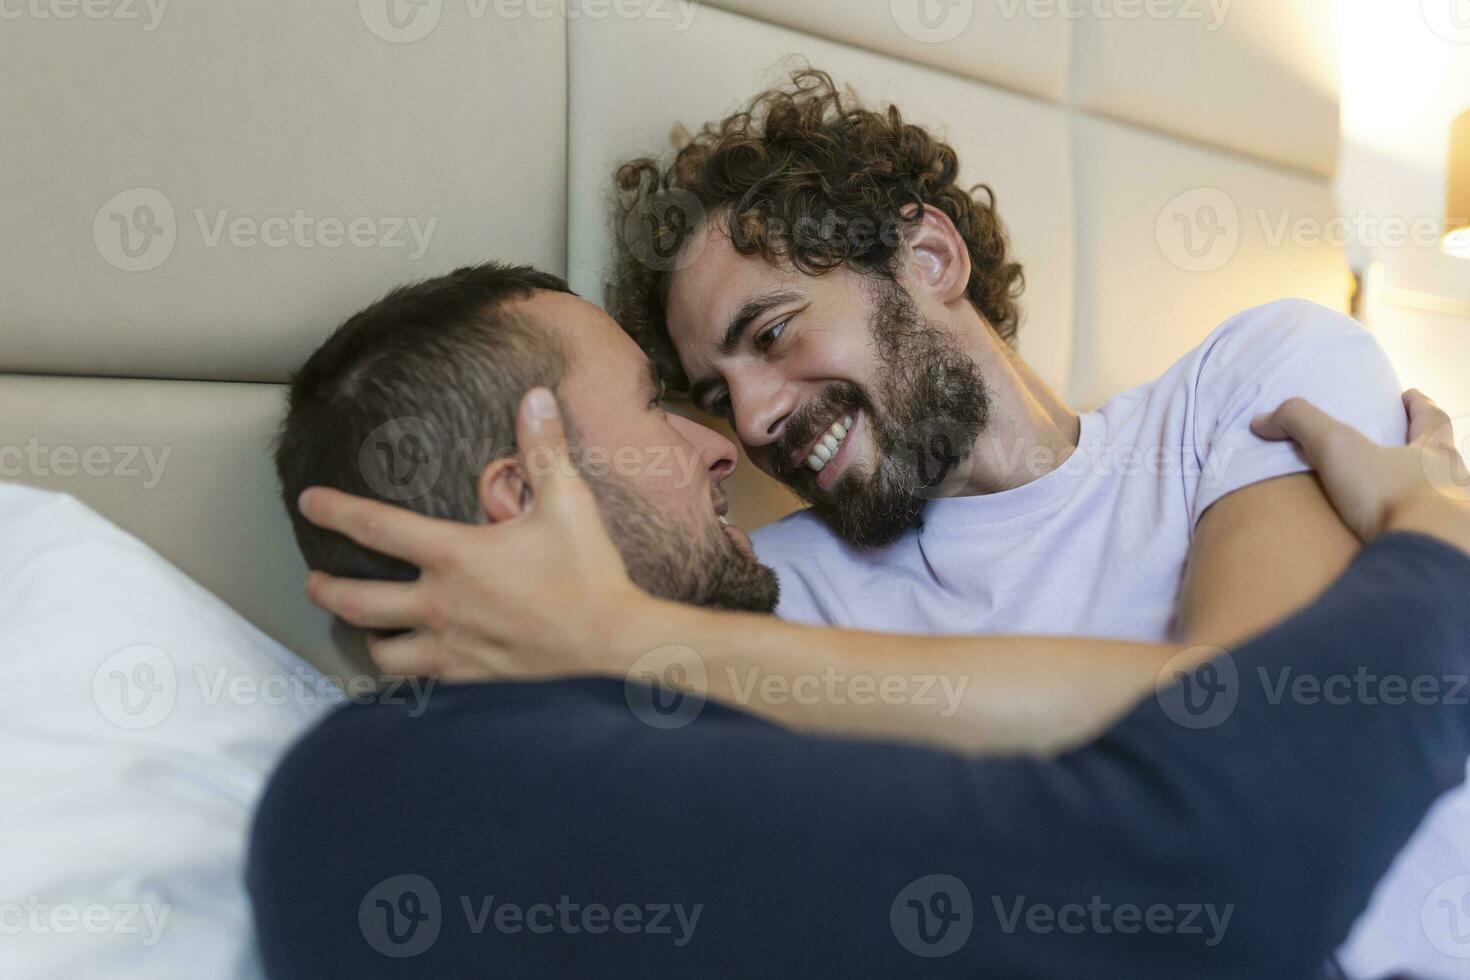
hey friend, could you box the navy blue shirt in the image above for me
[249,533,1470,978]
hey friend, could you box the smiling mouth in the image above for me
[798,413,855,474]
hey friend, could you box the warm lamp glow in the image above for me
[1448,110,1470,259]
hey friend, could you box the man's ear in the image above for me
[477,456,529,524]
[900,205,972,306]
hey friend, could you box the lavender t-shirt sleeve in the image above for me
[1186,298,1408,527]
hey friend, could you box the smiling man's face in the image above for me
[663,222,990,548]
[522,290,779,611]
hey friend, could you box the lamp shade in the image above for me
[1448,110,1470,259]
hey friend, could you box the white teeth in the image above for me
[717,513,729,525]
[804,414,856,473]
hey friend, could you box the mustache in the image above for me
[771,382,868,485]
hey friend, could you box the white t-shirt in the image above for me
[754,298,1406,640]
[751,298,1462,978]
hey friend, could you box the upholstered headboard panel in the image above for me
[0,0,1350,675]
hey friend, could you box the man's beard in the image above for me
[770,280,990,548]
[582,470,780,614]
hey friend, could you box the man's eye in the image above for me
[710,392,732,419]
[755,318,789,353]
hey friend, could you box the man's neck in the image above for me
[941,314,1081,498]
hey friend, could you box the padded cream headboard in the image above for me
[0,0,1351,675]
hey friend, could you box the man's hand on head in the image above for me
[299,388,649,682]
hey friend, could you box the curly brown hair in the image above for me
[609,67,1025,393]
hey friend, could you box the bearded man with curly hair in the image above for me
[608,67,1410,662]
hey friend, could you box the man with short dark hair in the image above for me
[277,263,572,582]
[276,261,779,613]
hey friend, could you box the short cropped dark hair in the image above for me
[611,67,1025,391]
[275,262,572,581]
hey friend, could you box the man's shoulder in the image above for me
[1111,298,1383,414]
[1197,298,1373,371]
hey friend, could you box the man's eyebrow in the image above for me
[716,289,802,356]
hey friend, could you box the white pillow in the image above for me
[0,484,332,979]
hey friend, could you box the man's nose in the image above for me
[702,426,738,488]
[731,379,795,450]
[670,412,739,487]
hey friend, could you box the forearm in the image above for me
[610,600,1184,755]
